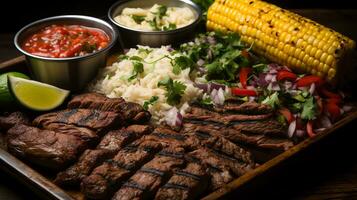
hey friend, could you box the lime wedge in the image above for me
[8,76,70,111]
[0,72,29,107]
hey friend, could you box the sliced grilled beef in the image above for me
[186,129,255,165]
[186,151,234,191]
[213,101,273,114]
[40,123,99,146]
[54,149,113,186]
[183,124,294,151]
[33,109,123,131]
[112,147,185,200]
[0,112,29,130]
[81,141,162,199]
[186,106,272,125]
[67,93,151,123]
[7,124,87,170]
[54,125,151,186]
[154,162,208,200]
[97,125,153,152]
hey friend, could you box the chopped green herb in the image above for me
[148,18,160,31]
[157,5,168,19]
[128,61,144,81]
[81,42,97,53]
[171,56,194,75]
[129,56,143,62]
[131,15,146,24]
[163,23,177,31]
[262,92,280,109]
[118,54,129,61]
[143,96,159,110]
[198,96,214,106]
[158,77,186,105]
[301,96,316,120]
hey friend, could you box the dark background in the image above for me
[0,0,357,32]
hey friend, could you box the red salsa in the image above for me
[22,25,110,58]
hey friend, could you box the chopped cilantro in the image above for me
[163,23,177,31]
[171,56,194,75]
[301,96,317,120]
[143,96,159,110]
[148,18,160,31]
[198,96,214,106]
[128,61,144,81]
[131,15,145,24]
[158,77,186,105]
[157,5,167,19]
[262,92,280,109]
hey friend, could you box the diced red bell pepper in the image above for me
[279,107,295,123]
[306,120,316,137]
[231,88,258,96]
[325,102,341,121]
[277,70,297,81]
[326,98,342,105]
[239,67,252,89]
[296,75,323,87]
[320,88,341,100]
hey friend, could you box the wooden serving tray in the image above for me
[1,56,357,200]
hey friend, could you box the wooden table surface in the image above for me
[1,9,357,200]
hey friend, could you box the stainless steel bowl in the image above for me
[14,15,118,91]
[108,0,202,48]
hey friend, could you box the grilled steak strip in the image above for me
[54,125,151,186]
[33,109,123,131]
[81,140,162,199]
[186,152,234,191]
[186,106,272,125]
[67,93,151,123]
[185,129,255,165]
[213,101,273,114]
[154,162,208,200]
[190,148,253,176]
[183,124,293,151]
[112,147,185,200]
[40,123,99,146]
[7,124,87,170]
[0,112,29,130]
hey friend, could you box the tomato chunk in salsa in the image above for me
[22,25,110,58]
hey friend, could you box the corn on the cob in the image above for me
[207,0,355,81]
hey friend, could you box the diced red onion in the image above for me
[309,83,316,94]
[210,88,225,105]
[197,59,205,66]
[288,120,296,138]
[248,96,256,102]
[314,128,326,132]
[283,81,293,90]
[296,130,306,137]
[207,36,216,45]
[282,66,292,72]
[265,74,274,82]
[165,107,182,127]
[343,105,353,112]
[210,82,226,91]
[320,115,332,128]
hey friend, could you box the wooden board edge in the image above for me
[0,56,26,69]
[0,148,74,200]
[202,110,357,200]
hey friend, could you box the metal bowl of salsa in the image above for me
[14,15,118,91]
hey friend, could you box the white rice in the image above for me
[90,45,202,124]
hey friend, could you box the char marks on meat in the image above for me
[81,139,162,199]
[7,124,88,170]
[55,125,151,186]
[67,93,151,123]
[33,109,123,131]
[154,162,208,200]
[112,147,185,200]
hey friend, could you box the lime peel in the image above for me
[8,76,70,111]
